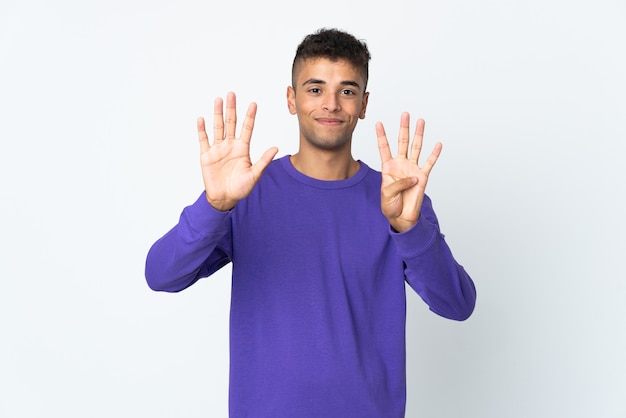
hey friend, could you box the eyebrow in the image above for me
[301,78,362,90]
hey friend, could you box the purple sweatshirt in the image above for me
[145,156,476,417]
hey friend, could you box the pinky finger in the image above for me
[197,117,210,153]
[422,142,443,175]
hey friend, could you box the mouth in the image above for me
[316,118,343,126]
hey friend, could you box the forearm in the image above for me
[392,198,476,321]
[145,193,232,292]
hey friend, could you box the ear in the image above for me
[286,86,297,115]
[359,91,370,119]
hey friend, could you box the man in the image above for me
[146,28,476,417]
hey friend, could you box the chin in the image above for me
[308,133,350,149]
[312,139,350,152]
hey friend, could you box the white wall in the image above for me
[1,0,624,417]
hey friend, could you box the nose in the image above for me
[322,93,341,112]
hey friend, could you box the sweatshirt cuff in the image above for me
[183,192,232,237]
[390,215,438,259]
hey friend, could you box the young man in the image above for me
[146,28,476,417]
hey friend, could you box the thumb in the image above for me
[382,176,418,199]
[251,147,279,177]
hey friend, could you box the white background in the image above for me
[1,0,625,417]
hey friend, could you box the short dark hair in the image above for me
[292,28,371,90]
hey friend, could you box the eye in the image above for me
[308,87,321,94]
[341,89,356,96]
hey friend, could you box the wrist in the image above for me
[389,215,419,234]
[206,193,236,212]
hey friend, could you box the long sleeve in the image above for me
[391,195,476,321]
[144,158,476,416]
[145,193,233,292]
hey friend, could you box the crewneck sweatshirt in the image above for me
[146,155,476,417]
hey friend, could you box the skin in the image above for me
[286,58,368,180]
[376,114,442,232]
[197,93,278,212]
[197,58,442,232]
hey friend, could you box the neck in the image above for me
[290,149,360,181]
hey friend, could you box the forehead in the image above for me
[294,57,365,86]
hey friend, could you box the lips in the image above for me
[316,118,343,126]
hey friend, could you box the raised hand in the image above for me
[198,92,278,211]
[376,113,442,233]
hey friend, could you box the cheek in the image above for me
[348,104,364,120]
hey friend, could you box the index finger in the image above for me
[239,102,257,145]
[376,121,393,164]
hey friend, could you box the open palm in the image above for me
[199,92,278,211]
[376,114,442,232]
